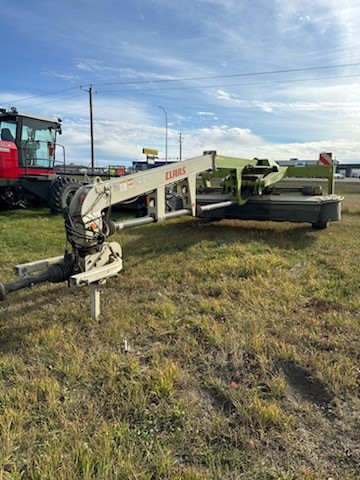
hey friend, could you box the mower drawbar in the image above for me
[0,257,75,301]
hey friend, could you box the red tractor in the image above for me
[0,107,81,213]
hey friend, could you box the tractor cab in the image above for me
[0,107,62,179]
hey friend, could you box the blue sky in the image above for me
[1,0,360,166]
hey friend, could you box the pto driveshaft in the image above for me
[0,257,75,301]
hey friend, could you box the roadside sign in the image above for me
[319,152,333,165]
[143,148,158,156]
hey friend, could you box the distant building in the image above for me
[277,158,318,167]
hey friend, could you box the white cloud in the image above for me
[182,126,360,162]
[42,70,79,82]
[184,126,263,155]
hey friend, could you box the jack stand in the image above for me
[90,283,101,319]
[69,242,123,319]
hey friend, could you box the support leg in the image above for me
[90,283,101,319]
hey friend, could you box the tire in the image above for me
[312,221,329,230]
[48,177,82,214]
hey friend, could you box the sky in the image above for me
[1,0,360,167]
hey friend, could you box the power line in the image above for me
[1,86,80,105]
[149,103,360,111]
[97,73,360,95]
[11,72,360,109]
[3,62,360,110]
[93,62,360,87]
[13,93,84,109]
[13,91,360,114]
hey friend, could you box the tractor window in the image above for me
[20,119,57,168]
[0,120,16,142]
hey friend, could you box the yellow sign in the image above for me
[143,148,158,156]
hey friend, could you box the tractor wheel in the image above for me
[48,177,82,214]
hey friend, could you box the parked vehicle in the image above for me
[0,108,127,213]
[0,107,82,213]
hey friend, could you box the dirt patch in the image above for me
[279,360,333,407]
[302,299,346,316]
[206,386,237,414]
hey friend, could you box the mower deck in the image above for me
[197,192,343,228]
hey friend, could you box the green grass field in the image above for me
[0,184,359,479]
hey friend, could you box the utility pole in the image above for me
[158,105,168,163]
[81,85,96,174]
[178,132,183,161]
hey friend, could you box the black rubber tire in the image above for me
[312,221,329,230]
[0,283,6,301]
[48,177,82,214]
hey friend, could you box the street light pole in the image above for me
[158,105,168,163]
[178,132,183,161]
